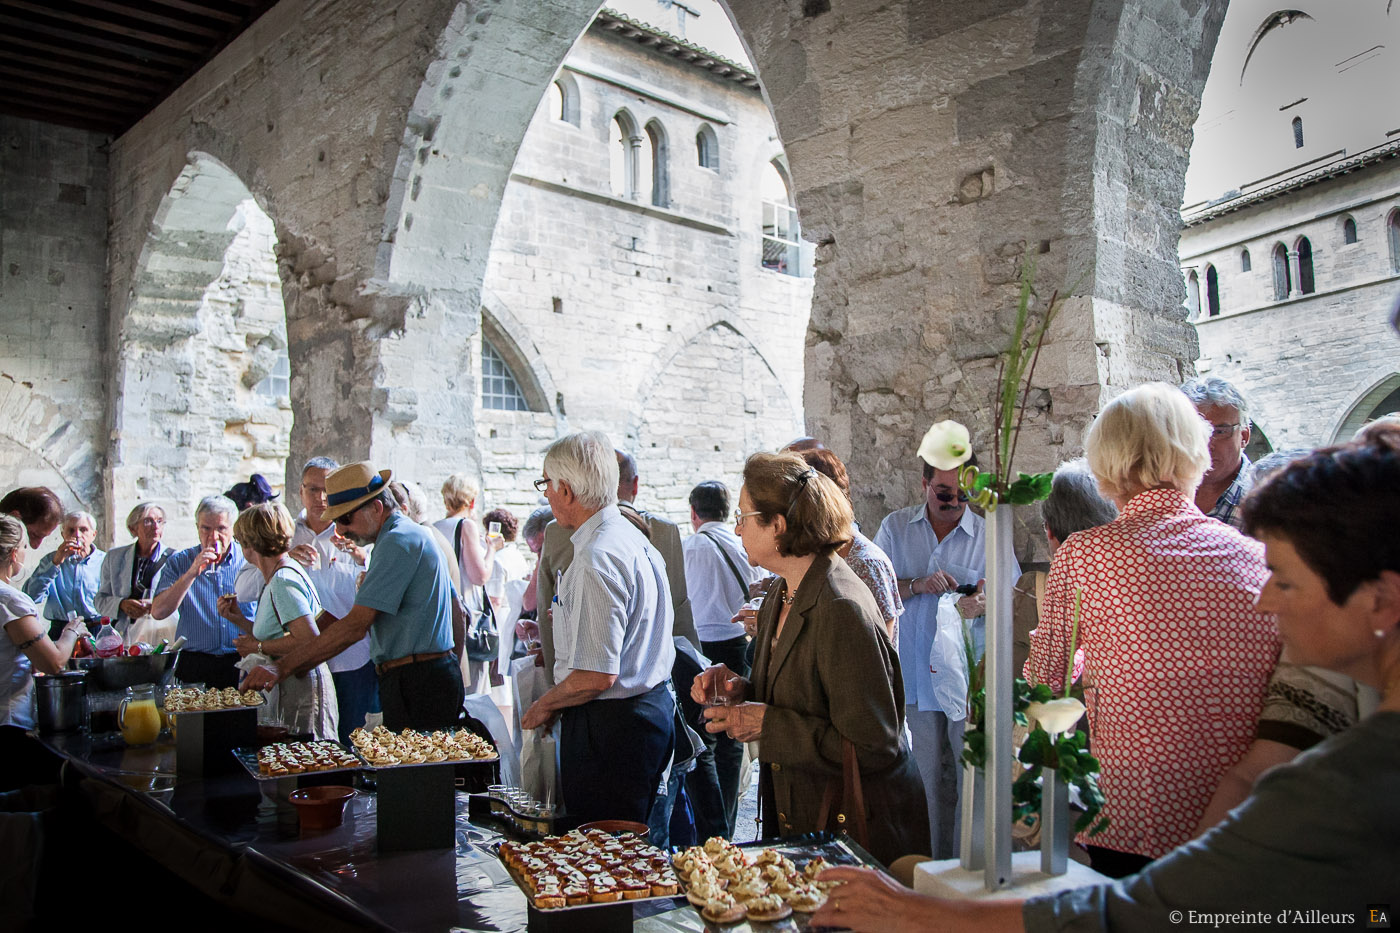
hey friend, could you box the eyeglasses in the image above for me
[139,517,165,527]
[1209,422,1241,439]
[533,478,552,492]
[734,509,763,526]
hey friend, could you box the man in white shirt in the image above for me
[683,480,763,837]
[874,452,1019,859]
[521,432,676,828]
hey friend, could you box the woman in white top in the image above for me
[434,474,502,694]
[0,515,87,730]
[218,503,337,740]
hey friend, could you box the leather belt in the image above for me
[375,650,452,675]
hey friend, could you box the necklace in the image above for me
[780,585,799,606]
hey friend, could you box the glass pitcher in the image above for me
[119,684,161,746]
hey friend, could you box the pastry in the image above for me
[785,884,827,912]
[744,893,792,923]
[700,893,747,925]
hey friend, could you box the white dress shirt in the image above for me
[874,504,1019,711]
[555,506,675,700]
[682,521,764,643]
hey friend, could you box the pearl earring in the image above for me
[1378,629,1390,639]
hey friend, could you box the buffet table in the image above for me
[35,732,706,932]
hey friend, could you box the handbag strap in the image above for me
[265,564,315,635]
[700,529,748,602]
[813,737,870,849]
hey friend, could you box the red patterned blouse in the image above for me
[1025,488,1280,858]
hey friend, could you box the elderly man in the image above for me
[95,502,170,631]
[151,496,258,687]
[1181,376,1254,530]
[252,462,461,731]
[874,450,1020,860]
[521,432,676,828]
[24,510,106,637]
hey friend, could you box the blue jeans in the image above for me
[331,661,380,745]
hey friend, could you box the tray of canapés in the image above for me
[347,725,498,768]
[498,828,682,911]
[675,836,847,926]
[163,685,265,713]
[231,740,364,780]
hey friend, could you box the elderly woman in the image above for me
[219,503,338,740]
[0,515,88,730]
[1020,383,1280,877]
[96,502,170,632]
[812,422,1400,931]
[23,510,106,637]
[691,451,928,866]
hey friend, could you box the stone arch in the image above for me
[1326,369,1400,442]
[631,321,801,516]
[0,377,100,513]
[109,153,293,541]
[645,118,671,208]
[479,291,558,415]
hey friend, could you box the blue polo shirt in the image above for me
[354,511,455,664]
[156,545,258,655]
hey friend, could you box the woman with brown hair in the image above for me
[692,451,927,865]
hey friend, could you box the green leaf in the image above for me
[1005,472,1055,505]
[973,471,996,492]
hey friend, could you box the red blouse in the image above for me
[1025,488,1280,858]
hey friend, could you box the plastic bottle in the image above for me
[94,618,124,658]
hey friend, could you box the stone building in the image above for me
[1180,0,1400,450]
[1,0,1242,565]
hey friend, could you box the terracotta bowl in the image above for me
[578,819,650,839]
[289,785,355,831]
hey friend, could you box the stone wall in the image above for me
[0,116,109,525]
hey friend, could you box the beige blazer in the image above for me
[751,551,928,865]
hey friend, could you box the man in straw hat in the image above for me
[247,461,463,731]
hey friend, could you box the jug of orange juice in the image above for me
[119,684,161,746]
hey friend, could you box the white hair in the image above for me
[543,431,619,511]
[195,495,239,523]
[1086,383,1211,503]
[63,510,96,529]
[125,502,165,535]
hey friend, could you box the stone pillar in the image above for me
[628,134,644,200]
[1287,248,1303,297]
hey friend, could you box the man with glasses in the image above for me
[1181,377,1254,530]
[874,445,1016,859]
[249,462,461,731]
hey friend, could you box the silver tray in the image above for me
[497,841,682,913]
[349,729,499,770]
[231,742,363,782]
[165,701,263,715]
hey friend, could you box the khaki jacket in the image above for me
[752,551,929,865]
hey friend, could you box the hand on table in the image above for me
[703,701,766,742]
[811,866,934,933]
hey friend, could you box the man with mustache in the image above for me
[874,448,1018,860]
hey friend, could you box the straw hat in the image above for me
[320,461,393,523]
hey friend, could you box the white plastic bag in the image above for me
[929,593,969,721]
[234,652,281,724]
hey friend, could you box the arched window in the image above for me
[1240,248,1251,272]
[1271,243,1291,300]
[761,160,800,276]
[609,115,629,198]
[696,124,719,170]
[1292,116,1304,149]
[1205,265,1220,317]
[1296,236,1315,294]
[548,75,580,127]
[1342,216,1358,244]
[645,120,669,208]
[481,339,530,411]
[1185,270,1201,318]
[1389,210,1400,272]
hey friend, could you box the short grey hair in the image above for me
[388,480,431,523]
[302,456,339,475]
[1250,447,1312,484]
[523,506,553,542]
[125,502,165,535]
[1041,459,1117,543]
[1181,376,1250,423]
[63,510,97,530]
[542,431,619,511]
[195,495,238,523]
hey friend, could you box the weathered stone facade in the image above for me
[0,0,1231,563]
[1180,0,1400,451]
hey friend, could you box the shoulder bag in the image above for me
[456,518,500,662]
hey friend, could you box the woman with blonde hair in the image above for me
[692,451,927,865]
[219,503,338,740]
[1023,382,1279,876]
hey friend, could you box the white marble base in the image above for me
[912,852,1106,900]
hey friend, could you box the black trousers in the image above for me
[174,651,240,689]
[378,655,464,732]
[702,634,751,836]
[560,682,673,828]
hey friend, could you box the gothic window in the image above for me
[761,160,800,276]
[1205,265,1220,317]
[1342,216,1358,244]
[645,120,669,208]
[1296,236,1315,294]
[609,115,629,197]
[1241,248,1251,272]
[1271,243,1291,300]
[1185,270,1201,318]
[1292,116,1304,149]
[481,340,530,411]
[696,124,719,170]
[548,75,580,127]
[1389,210,1400,272]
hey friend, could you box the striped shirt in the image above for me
[155,545,258,655]
[555,506,675,699]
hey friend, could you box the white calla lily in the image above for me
[1025,697,1086,736]
[917,421,973,471]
